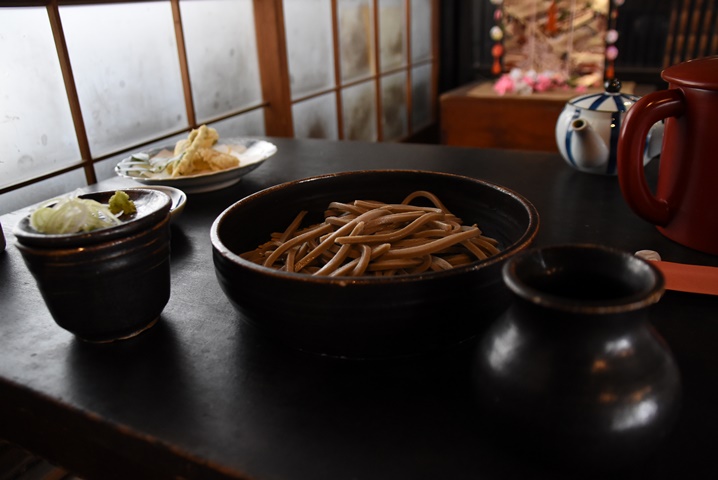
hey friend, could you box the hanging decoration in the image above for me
[605,0,624,81]
[489,0,505,76]
[546,0,558,35]
[489,0,611,96]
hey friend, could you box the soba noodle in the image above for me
[240,190,501,276]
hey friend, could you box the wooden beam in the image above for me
[253,0,293,137]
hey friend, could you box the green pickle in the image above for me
[109,190,137,215]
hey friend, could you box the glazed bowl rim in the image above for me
[210,169,540,286]
[503,243,666,314]
[13,188,172,248]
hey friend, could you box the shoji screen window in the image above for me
[0,0,437,215]
[284,0,437,142]
[0,0,265,214]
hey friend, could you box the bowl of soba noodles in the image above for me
[210,170,539,358]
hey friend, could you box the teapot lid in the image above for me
[662,55,718,90]
[567,78,640,112]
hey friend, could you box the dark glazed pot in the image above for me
[473,244,681,468]
[211,170,539,359]
[14,189,172,342]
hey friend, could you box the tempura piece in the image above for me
[167,125,239,177]
[173,124,219,155]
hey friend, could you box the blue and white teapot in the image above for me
[555,79,663,175]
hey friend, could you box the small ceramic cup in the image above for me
[13,189,172,342]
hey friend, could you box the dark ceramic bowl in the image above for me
[211,170,540,358]
[14,189,172,342]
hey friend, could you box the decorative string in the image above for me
[530,0,538,72]
[605,0,624,80]
[566,0,576,81]
[489,0,505,76]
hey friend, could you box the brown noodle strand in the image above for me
[315,223,365,276]
[371,243,392,258]
[285,247,298,272]
[362,211,425,232]
[430,256,455,271]
[293,209,388,272]
[409,255,433,274]
[263,223,333,268]
[461,238,489,260]
[445,253,474,265]
[241,192,502,276]
[471,236,501,251]
[354,200,443,214]
[367,258,424,271]
[380,227,480,260]
[351,244,373,276]
[336,212,444,245]
[280,210,308,242]
[402,190,452,213]
[326,202,367,216]
[330,257,361,277]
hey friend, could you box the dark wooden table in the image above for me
[1,138,717,479]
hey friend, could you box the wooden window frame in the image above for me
[0,0,439,196]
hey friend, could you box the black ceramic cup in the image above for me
[14,189,172,342]
[473,244,681,469]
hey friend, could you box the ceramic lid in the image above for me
[662,55,718,90]
[567,79,640,113]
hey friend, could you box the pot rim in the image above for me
[503,243,665,314]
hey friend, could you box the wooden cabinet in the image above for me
[439,81,634,152]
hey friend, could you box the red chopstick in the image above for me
[651,260,718,296]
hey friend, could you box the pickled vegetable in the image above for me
[29,191,135,234]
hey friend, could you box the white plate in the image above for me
[115,138,277,194]
[129,186,187,223]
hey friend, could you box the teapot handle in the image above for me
[617,89,685,226]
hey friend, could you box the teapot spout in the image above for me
[644,121,665,163]
[567,118,610,170]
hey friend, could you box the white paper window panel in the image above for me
[284,0,335,99]
[180,0,263,122]
[0,169,87,216]
[411,0,432,62]
[209,109,267,138]
[342,81,378,141]
[338,0,375,83]
[379,0,406,72]
[381,71,408,141]
[292,94,339,140]
[411,63,433,131]
[0,7,81,189]
[60,2,187,158]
